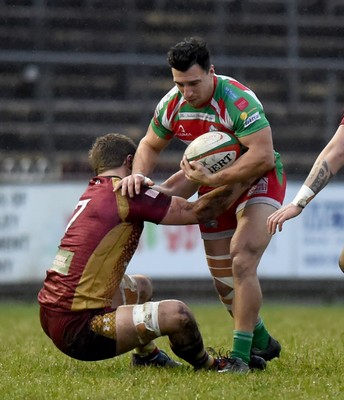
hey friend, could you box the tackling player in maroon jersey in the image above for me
[38,132,264,373]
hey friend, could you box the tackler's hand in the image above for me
[114,173,154,198]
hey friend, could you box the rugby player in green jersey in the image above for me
[117,37,286,372]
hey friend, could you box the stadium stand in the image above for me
[0,0,343,181]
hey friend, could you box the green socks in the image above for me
[231,330,253,364]
[252,318,270,350]
[231,319,270,363]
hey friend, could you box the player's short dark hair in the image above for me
[167,37,211,72]
[89,133,137,175]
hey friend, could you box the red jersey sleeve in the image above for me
[127,187,172,224]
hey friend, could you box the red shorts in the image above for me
[39,306,117,361]
[198,168,287,240]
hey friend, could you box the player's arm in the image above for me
[132,126,169,175]
[116,126,170,197]
[181,126,275,187]
[304,123,344,189]
[267,123,344,234]
[160,181,251,225]
[154,169,199,198]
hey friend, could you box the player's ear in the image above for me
[209,65,215,75]
[124,154,133,170]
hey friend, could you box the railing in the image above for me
[0,0,343,180]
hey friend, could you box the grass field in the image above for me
[1,302,344,400]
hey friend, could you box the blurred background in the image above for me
[1,0,344,302]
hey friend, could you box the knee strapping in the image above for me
[207,253,234,290]
[207,253,235,311]
[132,302,161,343]
[212,274,234,289]
[206,254,232,261]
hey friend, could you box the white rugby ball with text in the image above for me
[184,131,241,173]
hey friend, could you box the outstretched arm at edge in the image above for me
[267,122,344,235]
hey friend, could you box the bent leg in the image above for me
[115,300,215,369]
[112,274,153,308]
[112,274,165,360]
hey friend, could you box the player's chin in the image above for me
[185,99,198,107]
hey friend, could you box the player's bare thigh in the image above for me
[203,237,231,257]
[203,203,277,260]
[230,203,276,267]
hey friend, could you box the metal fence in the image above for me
[0,0,343,181]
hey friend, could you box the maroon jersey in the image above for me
[38,176,171,312]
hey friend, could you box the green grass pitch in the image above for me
[1,302,344,400]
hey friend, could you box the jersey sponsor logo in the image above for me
[206,152,237,173]
[248,177,268,196]
[51,249,74,275]
[243,111,261,128]
[179,112,215,122]
[176,125,192,137]
[224,87,239,100]
[234,97,249,111]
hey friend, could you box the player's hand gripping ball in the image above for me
[184,131,242,173]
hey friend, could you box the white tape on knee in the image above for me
[119,275,137,305]
[120,274,137,291]
[132,301,161,336]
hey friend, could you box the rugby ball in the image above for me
[184,131,241,173]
